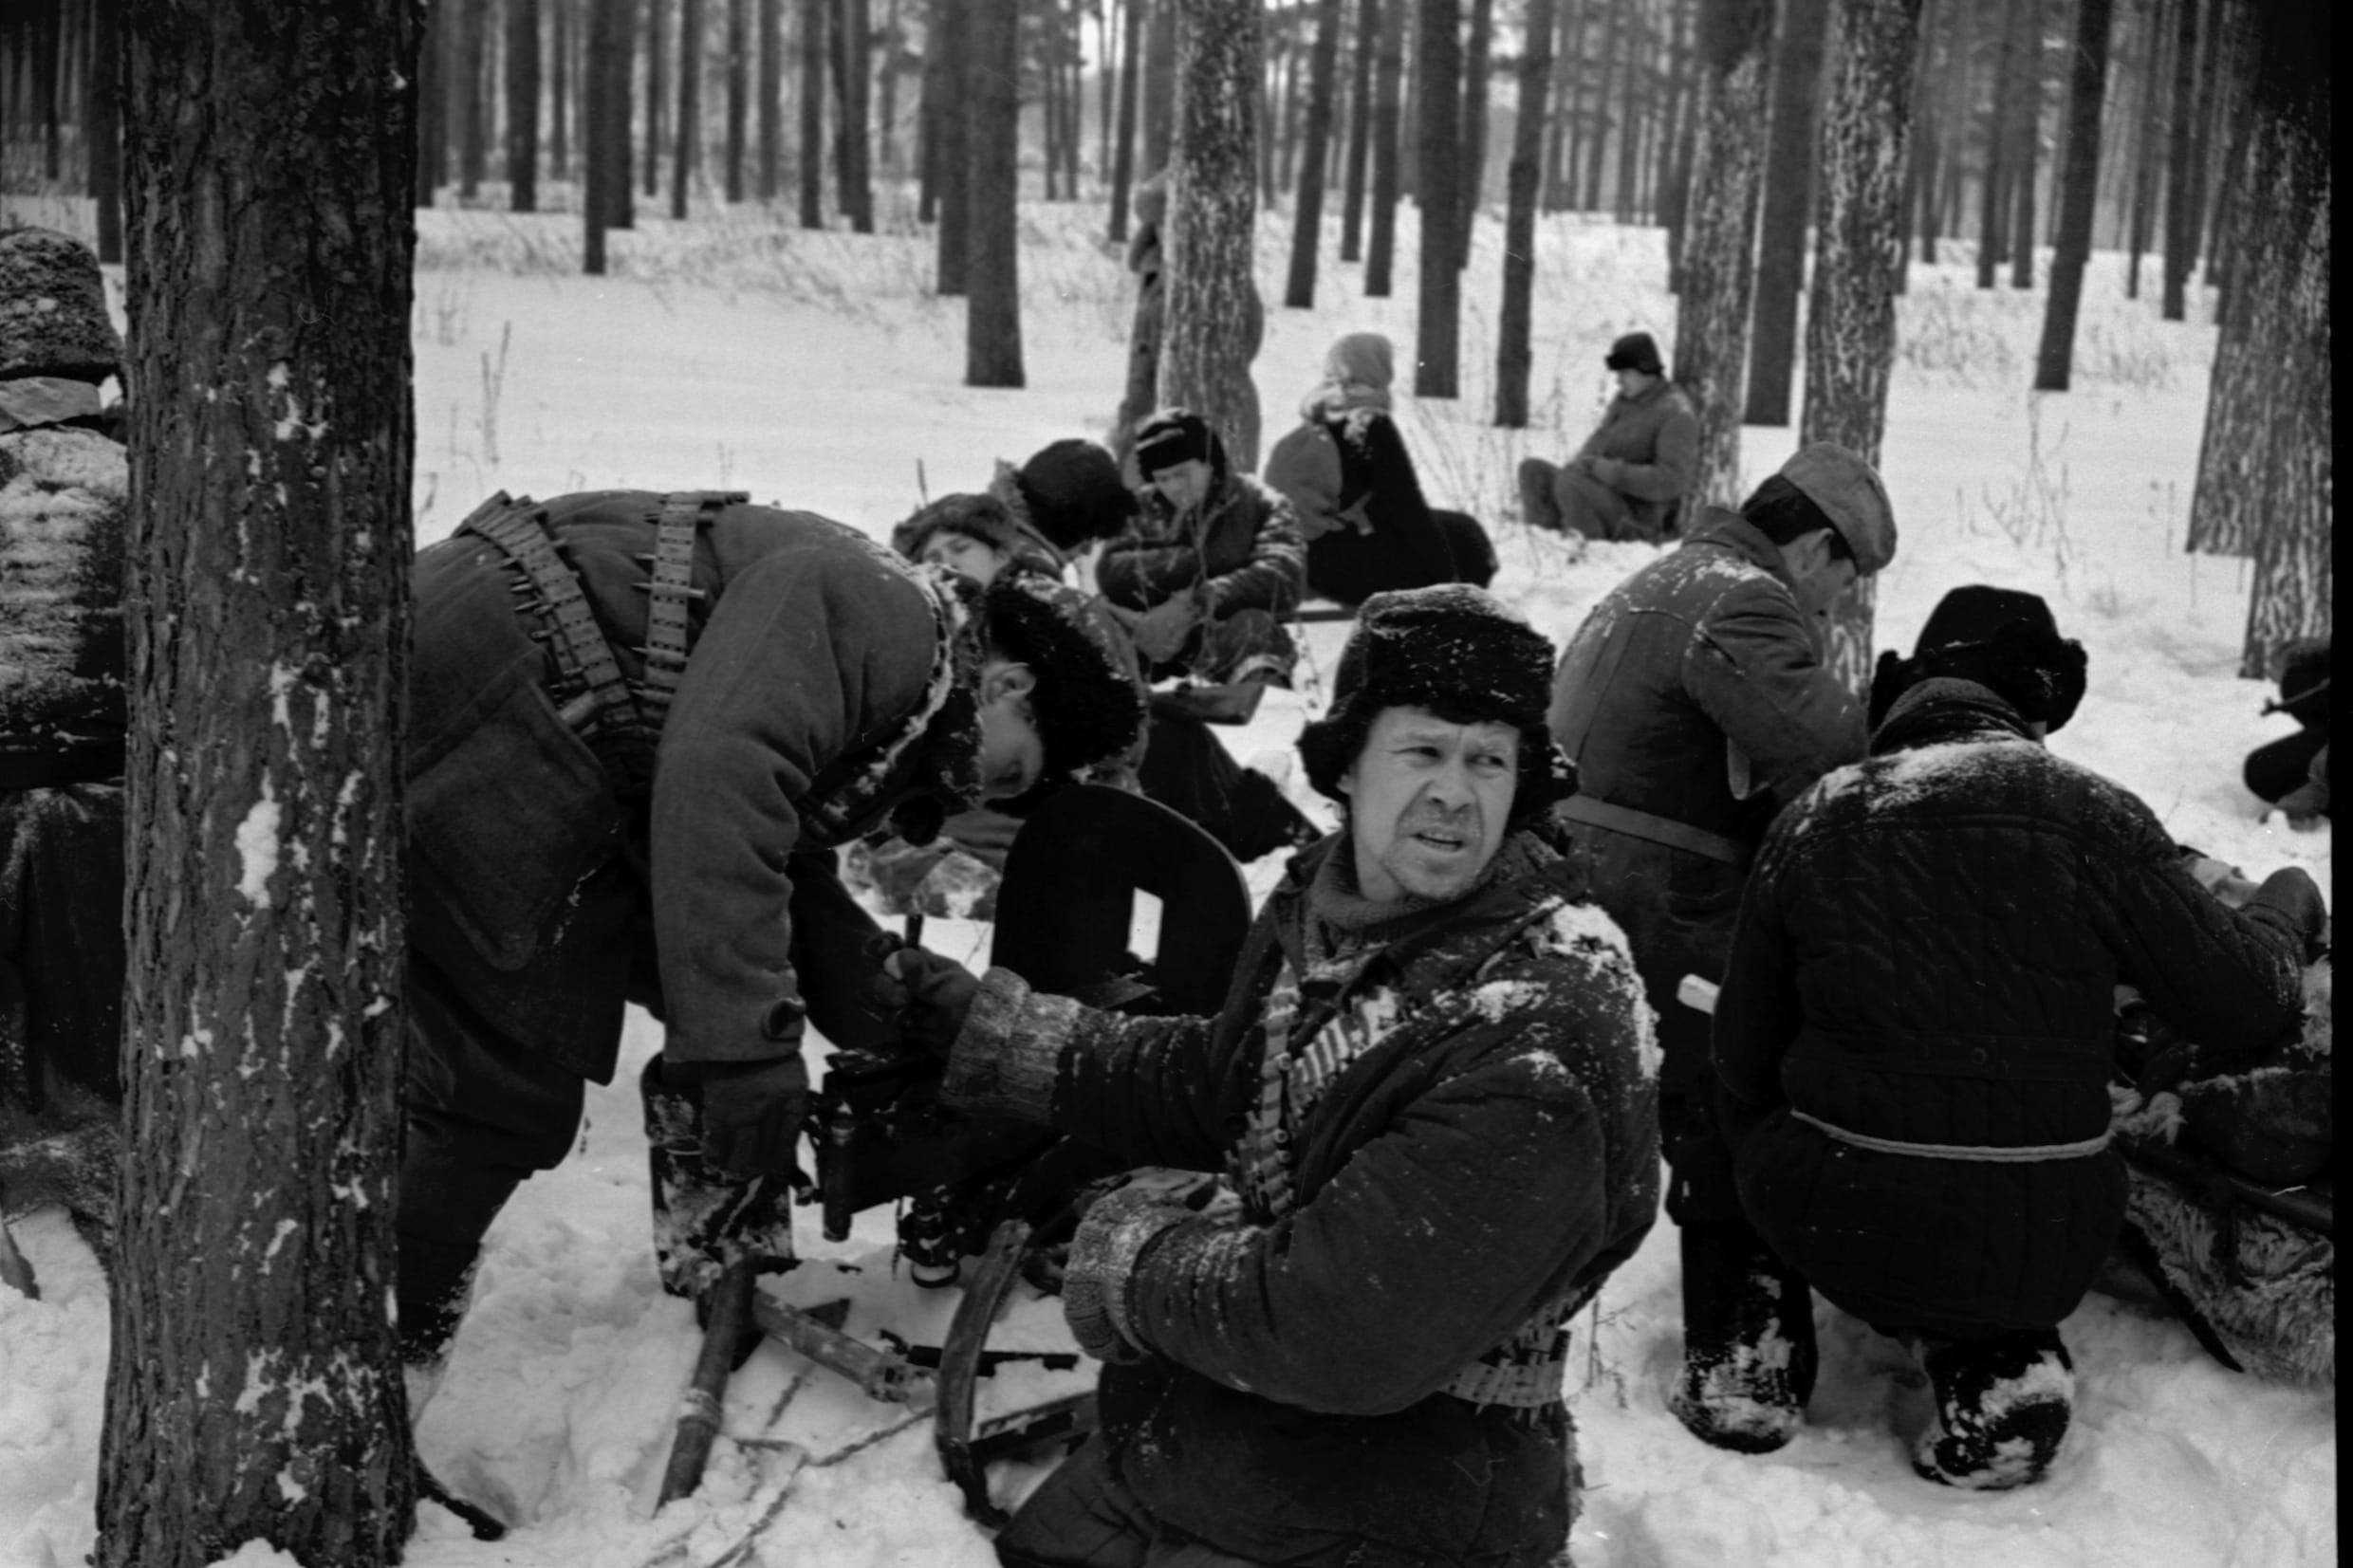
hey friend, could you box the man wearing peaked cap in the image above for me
[876,583,1658,1568]
[1544,439,1895,1457]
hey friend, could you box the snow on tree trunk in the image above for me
[965,0,1025,386]
[1802,0,1922,700]
[1671,0,1772,511]
[1413,0,1464,397]
[1284,0,1346,308]
[1494,0,1558,429]
[1160,0,1264,467]
[2195,0,2327,673]
[2032,0,2114,392]
[98,5,419,1563]
[1742,0,1832,428]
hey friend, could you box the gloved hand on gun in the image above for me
[871,947,986,1060]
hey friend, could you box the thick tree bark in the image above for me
[1455,0,1493,268]
[676,0,704,217]
[1160,0,1263,464]
[799,0,825,225]
[1142,0,1177,173]
[1340,0,1379,259]
[726,0,749,200]
[1363,0,1408,295]
[758,0,782,196]
[1110,0,1145,240]
[99,5,419,1559]
[1804,0,1922,699]
[1284,0,1346,306]
[1413,0,1464,396]
[1494,0,1557,428]
[90,0,124,263]
[2032,0,2113,390]
[1672,0,1772,509]
[965,0,1024,385]
[1742,0,1833,426]
[2186,1,2326,673]
[509,0,544,211]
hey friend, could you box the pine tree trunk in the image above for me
[1285,0,1346,307]
[1903,0,1940,272]
[1543,0,1582,210]
[417,1,447,205]
[833,0,873,228]
[1340,0,1379,259]
[724,0,748,200]
[1610,0,1648,220]
[2193,1,2325,672]
[646,0,669,196]
[877,0,902,175]
[584,0,623,268]
[99,5,420,1556]
[1160,0,1263,465]
[1364,0,1408,295]
[2032,0,2113,390]
[1494,0,1557,428]
[799,0,825,224]
[2007,0,2043,287]
[1455,0,1493,268]
[1805,0,1922,698]
[1580,0,1621,208]
[1977,0,2024,285]
[551,0,572,179]
[459,0,489,198]
[2123,0,2167,299]
[1110,0,1145,239]
[2179,0,2224,276]
[1742,0,1833,426]
[1414,0,1464,396]
[91,0,124,262]
[605,0,636,228]
[758,0,783,196]
[676,0,705,216]
[965,0,1024,385]
[510,0,544,211]
[1673,0,1772,509]
[1653,0,1695,227]
[934,0,970,289]
[1142,0,1177,172]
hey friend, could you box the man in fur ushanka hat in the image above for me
[879,583,1659,1568]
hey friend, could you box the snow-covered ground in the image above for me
[0,188,2330,1568]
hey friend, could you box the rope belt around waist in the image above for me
[1791,1108,2112,1164]
[1556,792,1748,866]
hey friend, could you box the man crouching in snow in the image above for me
[1710,586,2325,1490]
[400,491,1146,1382]
[881,586,1659,1568]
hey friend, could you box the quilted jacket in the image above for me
[944,828,1658,1567]
[1099,463,1305,623]
[1713,679,2307,1337]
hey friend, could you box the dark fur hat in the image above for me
[979,573,1148,785]
[892,492,1065,578]
[1297,584,1577,821]
[1000,439,1135,552]
[1603,331,1664,376]
[1868,584,2088,733]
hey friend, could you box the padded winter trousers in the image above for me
[995,1439,1273,1568]
[1667,1088,1818,1393]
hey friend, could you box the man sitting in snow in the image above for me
[1103,407,1304,727]
[880,585,1659,1568]
[1517,330,1698,544]
[399,490,1147,1379]
[1710,585,2325,1489]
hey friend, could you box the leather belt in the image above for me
[1555,792,1748,866]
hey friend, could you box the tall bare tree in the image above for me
[1413,0,1465,395]
[965,0,1024,385]
[645,0,669,196]
[1362,0,1408,294]
[1340,0,1380,259]
[99,3,420,1558]
[1673,0,1772,507]
[1142,0,1177,172]
[584,0,635,269]
[2187,1,2326,675]
[835,0,874,229]
[1455,0,1493,268]
[2032,0,2114,390]
[91,0,124,262]
[758,0,783,195]
[800,0,826,225]
[1976,0,2025,285]
[2006,0,2044,287]
[1284,0,1346,306]
[1742,0,1833,425]
[676,0,705,216]
[1804,0,1923,696]
[1160,0,1263,464]
[457,0,490,199]
[510,0,544,211]
[726,0,750,200]
[1109,0,1145,239]
[1495,0,1558,428]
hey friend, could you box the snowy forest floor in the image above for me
[0,187,2332,1568]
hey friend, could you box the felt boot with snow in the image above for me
[1912,1332,2074,1490]
[1669,1335,1810,1454]
[1667,1239,1819,1454]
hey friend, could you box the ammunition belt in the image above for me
[458,489,745,796]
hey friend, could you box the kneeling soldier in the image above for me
[400,490,1146,1378]
[884,585,1659,1568]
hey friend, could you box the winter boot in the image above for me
[1912,1331,2075,1490]
[1666,1255,1820,1454]
[1517,458,1564,533]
